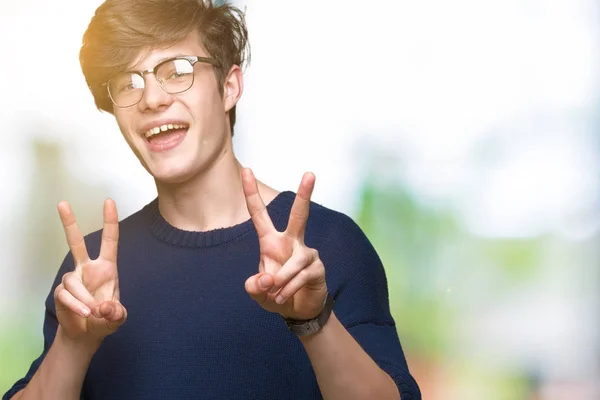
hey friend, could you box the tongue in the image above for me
[148,129,187,145]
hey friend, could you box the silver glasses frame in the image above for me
[104,56,219,108]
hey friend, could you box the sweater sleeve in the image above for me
[2,252,74,400]
[313,213,422,400]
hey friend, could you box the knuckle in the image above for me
[314,258,325,271]
[298,268,311,280]
[299,249,312,265]
[305,262,323,280]
[56,289,69,304]
[62,273,78,289]
[102,232,118,243]
[290,209,304,221]
[306,269,318,281]
[310,248,319,261]
[61,272,71,286]
[250,205,267,219]
[313,263,325,280]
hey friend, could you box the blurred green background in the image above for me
[1,1,599,399]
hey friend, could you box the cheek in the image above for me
[115,112,135,137]
[186,78,224,119]
[185,98,219,130]
[114,113,140,150]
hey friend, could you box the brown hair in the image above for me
[79,0,250,136]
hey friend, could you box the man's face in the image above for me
[112,31,241,184]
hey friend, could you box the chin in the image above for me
[153,167,200,185]
[144,157,203,185]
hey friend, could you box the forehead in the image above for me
[129,31,207,71]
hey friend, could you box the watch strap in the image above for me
[283,293,335,336]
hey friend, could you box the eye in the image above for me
[118,83,135,92]
[110,73,143,94]
[159,59,194,82]
[168,71,186,80]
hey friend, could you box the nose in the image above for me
[137,74,174,112]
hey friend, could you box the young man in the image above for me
[4,1,420,399]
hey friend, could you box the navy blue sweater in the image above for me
[4,191,420,399]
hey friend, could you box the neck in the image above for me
[154,151,278,232]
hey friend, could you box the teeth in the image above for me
[145,124,188,138]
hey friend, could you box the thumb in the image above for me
[99,301,127,327]
[245,273,273,305]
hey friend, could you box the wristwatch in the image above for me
[283,293,335,336]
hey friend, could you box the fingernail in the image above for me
[81,307,90,317]
[275,295,284,304]
[259,275,270,289]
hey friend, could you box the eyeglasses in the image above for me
[105,56,219,108]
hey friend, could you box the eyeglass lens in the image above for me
[108,58,195,107]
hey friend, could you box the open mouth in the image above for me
[144,123,190,143]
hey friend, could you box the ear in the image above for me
[223,65,243,112]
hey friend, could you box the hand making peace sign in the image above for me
[242,168,328,320]
[54,199,127,342]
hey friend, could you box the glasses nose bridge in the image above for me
[139,68,164,87]
[136,67,173,109]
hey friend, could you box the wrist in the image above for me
[283,292,335,337]
[297,311,339,344]
[56,326,103,358]
[25,326,99,399]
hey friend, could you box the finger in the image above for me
[99,301,128,330]
[241,168,276,238]
[55,285,91,318]
[62,273,100,317]
[286,172,315,240]
[275,260,325,305]
[272,248,317,292]
[99,199,119,263]
[57,201,90,266]
[244,273,274,305]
